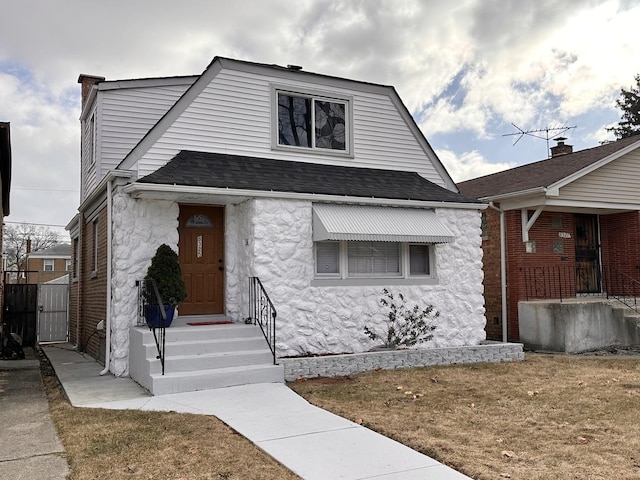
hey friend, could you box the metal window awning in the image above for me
[312,204,455,243]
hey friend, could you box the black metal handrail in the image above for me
[605,266,640,314]
[139,278,167,375]
[522,265,640,314]
[248,277,277,364]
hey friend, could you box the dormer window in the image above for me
[275,90,350,154]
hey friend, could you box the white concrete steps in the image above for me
[150,364,284,396]
[148,349,275,374]
[142,336,270,357]
[129,318,283,395]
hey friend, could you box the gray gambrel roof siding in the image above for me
[117,56,457,192]
[138,151,479,204]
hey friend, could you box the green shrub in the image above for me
[143,244,187,307]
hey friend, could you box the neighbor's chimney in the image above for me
[77,74,105,109]
[550,137,573,157]
[26,238,31,254]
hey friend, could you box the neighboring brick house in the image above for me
[25,244,71,284]
[458,136,640,342]
[0,122,12,321]
[68,57,488,382]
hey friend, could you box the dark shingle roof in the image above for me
[138,151,478,204]
[457,135,640,199]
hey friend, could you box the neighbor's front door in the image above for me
[574,214,601,294]
[178,205,224,315]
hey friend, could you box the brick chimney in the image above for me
[550,137,573,157]
[77,74,105,109]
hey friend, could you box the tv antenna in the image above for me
[503,124,576,157]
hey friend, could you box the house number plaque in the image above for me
[197,235,203,258]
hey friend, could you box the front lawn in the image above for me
[290,353,640,479]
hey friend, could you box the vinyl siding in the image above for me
[559,149,640,204]
[100,84,193,177]
[81,104,98,199]
[138,69,446,186]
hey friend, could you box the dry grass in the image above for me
[41,360,299,480]
[290,354,640,480]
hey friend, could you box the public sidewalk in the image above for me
[0,349,69,480]
[43,344,472,480]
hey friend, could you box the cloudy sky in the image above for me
[1,0,639,239]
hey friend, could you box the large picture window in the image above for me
[277,91,348,152]
[315,241,433,280]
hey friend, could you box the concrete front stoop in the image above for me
[519,298,640,353]
[129,316,283,395]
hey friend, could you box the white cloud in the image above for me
[1,0,639,227]
[437,149,515,183]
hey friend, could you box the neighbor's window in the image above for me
[43,259,54,272]
[315,241,432,279]
[277,91,348,152]
[73,238,79,279]
[65,259,71,271]
[92,220,99,273]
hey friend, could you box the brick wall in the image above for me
[481,207,503,339]
[600,211,640,279]
[25,257,69,284]
[506,211,577,340]
[483,208,640,342]
[72,208,108,360]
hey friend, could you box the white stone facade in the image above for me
[225,197,486,358]
[111,192,486,375]
[110,189,179,376]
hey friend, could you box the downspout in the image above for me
[99,178,113,375]
[489,202,508,343]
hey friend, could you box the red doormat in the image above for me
[186,321,234,326]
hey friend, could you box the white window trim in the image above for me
[271,85,354,158]
[43,259,54,272]
[88,113,96,165]
[312,241,437,287]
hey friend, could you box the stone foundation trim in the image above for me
[281,343,524,381]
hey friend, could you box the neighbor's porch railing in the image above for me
[604,266,640,314]
[522,265,640,314]
[248,277,277,364]
[137,278,167,375]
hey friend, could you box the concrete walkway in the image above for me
[43,344,472,480]
[0,350,69,480]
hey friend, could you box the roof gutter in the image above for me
[123,183,488,210]
[78,170,133,213]
[478,186,547,203]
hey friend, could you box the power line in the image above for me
[4,221,69,229]
[12,187,79,192]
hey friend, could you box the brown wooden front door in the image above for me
[178,205,224,315]
[574,214,600,294]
